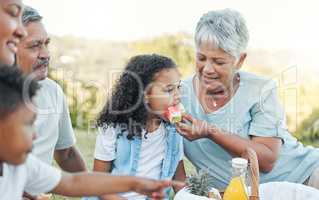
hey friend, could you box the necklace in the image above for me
[196,73,240,111]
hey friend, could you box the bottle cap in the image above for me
[232,158,248,169]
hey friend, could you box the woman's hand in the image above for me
[176,113,216,141]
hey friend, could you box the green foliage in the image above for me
[130,33,195,77]
[186,170,210,197]
[296,107,319,146]
[70,82,98,129]
[49,72,98,130]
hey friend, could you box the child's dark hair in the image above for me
[97,54,177,139]
[0,64,40,120]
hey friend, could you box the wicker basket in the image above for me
[242,147,260,200]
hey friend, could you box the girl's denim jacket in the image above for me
[83,122,183,200]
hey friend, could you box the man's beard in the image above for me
[32,58,50,80]
[33,58,49,71]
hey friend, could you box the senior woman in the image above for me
[176,8,319,191]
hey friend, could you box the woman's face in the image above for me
[0,0,26,65]
[195,42,246,97]
[145,68,182,120]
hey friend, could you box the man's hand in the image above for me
[133,179,185,200]
[176,113,216,141]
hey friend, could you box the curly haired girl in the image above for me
[88,54,186,200]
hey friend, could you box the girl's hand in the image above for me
[176,113,216,141]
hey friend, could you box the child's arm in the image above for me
[24,154,182,198]
[172,160,186,193]
[50,172,178,198]
[93,159,126,200]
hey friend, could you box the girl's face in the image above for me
[0,0,26,65]
[145,68,181,120]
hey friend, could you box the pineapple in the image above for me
[182,170,221,200]
[186,170,210,197]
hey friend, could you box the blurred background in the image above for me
[24,0,319,199]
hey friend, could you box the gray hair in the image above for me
[195,9,249,58]
[22,6,42,25]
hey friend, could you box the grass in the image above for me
[51,129,196,200]
[51,129,96,200]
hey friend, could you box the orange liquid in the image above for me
[223,177,248,200]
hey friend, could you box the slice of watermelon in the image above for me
[164,103,185,123]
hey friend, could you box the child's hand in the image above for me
[133,179,184,200]
[176,113,216,141]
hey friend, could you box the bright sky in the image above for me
[24,0,319,52]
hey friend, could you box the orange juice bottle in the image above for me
[223,158,249,200]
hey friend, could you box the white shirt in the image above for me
[95,123,167,200]
[32,78,75,164]
[0,154,61,200]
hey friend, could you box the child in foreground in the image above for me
[0,65,182,200]
[85,54,186,200]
